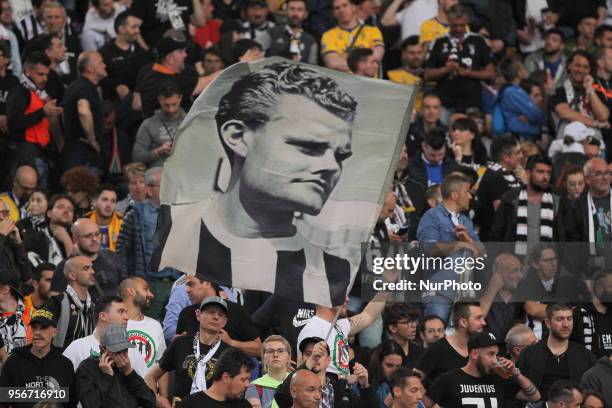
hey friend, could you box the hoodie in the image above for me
[0,344,77,408]
[581,356,612,407]
[132,108,186,167]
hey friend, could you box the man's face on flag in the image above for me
[238,93,353,216]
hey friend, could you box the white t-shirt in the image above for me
[297,316,351,376]
[63,333,148,377]
[395,0,437,39]
[127,317,167,370]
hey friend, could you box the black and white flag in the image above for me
[151,58,416,306]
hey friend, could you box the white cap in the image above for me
[564,121,596,142]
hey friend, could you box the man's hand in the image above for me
[112,352,133,376]
[9,226,21,244]
[239,49,264,63]
[584,74,594,90]
[43,100,63,117]
[99,352,114,376]
[353,362,369,388]
[218,329,234,347]
[451,142,463,161]
[0,115,8,134]
[445,60,459,74]
[454,224,473,243]
[156,395,172,408]
[49,224,70,242]
[155,141,173,159]
[387,230,404,242]
[0,218,14,236]
[457,67,472,77]
[305,341,327,369]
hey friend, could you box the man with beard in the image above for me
[525,28,568,88]
[180,347,255,408]
[23,262,54,312]
[388,36,424,112]
[518,303,597,400]
[0,165,38,222]
[42,255,97,350]
[572,270,612,358]
[50,218,124,299]
[145,297,231,407]
[86,185,122,252]
[424,331,540,408]
[416,301,486,388]
[479,254,526,340]
[267,0,317,64]
[490,155,575,251]
[119,277,166,373]
[550,50,610,139]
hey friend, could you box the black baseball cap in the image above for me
[30,308,57,328]
[298,336,330,354]
[467,332,503,352]
[155,34,188,59]
[0,269,23,300]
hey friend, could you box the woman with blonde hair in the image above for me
[246,335,292,408]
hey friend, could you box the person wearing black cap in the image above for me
[132,30,217,118]
[524,29,567,89]
[0,308,78,407]
[144,296,231,407]
[75,324,155,408]
[424,331,541,408]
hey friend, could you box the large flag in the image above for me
[151,58,416,306]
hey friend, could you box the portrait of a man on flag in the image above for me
[152,58,416,306]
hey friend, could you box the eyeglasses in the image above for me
[539,257,557,263]
[0,209,9,217]
[79,231,101,240]
[590,171,612,178]
[264,348,288,355]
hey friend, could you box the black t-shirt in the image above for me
[62,77,102,142]
[426,33,491,110]
[251,295,315,360]
[159,335,229,401]
[0,73,19,114]
[129,0,193,47]
[176,303,260,342]
[181,391,252,408]
[540,349,570,401]
[549,83,606,114]
[415,337,468,387]
[45,69,66,102]
[99,40,145,100]
[134,63,197,117]
[427,368,520,408]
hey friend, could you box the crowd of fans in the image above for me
[0,0,610,407]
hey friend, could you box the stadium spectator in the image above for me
[525,28,567,88]
[59,166,98,219]
[115,162,146,214]
[505,324,538,363]
[382,303,423,367]
[86,184,122,252]
[80,0,127,51]
[267,0,317,64]
[405,93,446,155]
[347,47,378,78]
[417,314,446,349]
[23,262,54,312]
[407,128,459,188]
[419,0,458,46]
[245,335,292,408]
[388,368,424,408]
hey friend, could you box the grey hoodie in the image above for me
[132,108,186,167]
[581,356,612,407]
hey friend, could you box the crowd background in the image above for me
[0,0,611,407]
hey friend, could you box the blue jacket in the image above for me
[499,84,544,138]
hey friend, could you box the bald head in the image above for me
[13,165,38,201]
[584,157,610,197]
[72,218,98,236]
[63,255,95,289]
[72,218,101,256]
[290,370,321,408]
[118,277,152,310]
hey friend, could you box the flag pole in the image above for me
[324,304,343,343]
